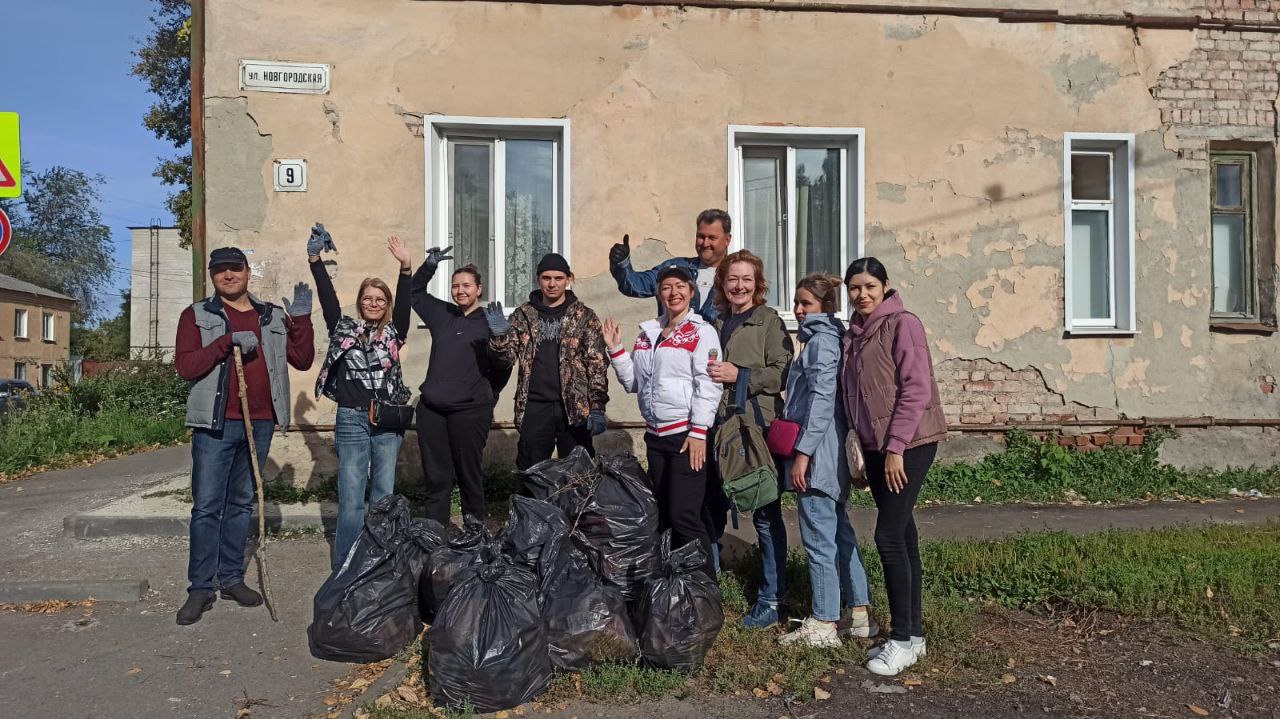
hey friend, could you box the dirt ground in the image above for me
[475,608,1280,719]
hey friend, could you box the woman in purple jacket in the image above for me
[842,257,948,677]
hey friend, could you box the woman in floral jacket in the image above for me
[308,226,414,571]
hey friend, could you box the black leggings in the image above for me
[866,443,937,641]
[645,431,714,577]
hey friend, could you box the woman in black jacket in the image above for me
[411,249,511,526]
[309,226,414,571]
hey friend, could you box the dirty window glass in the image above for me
[795,148,842,281]
[1215,163,1243,208]
[1071,153,1111,202]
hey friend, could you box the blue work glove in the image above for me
[484,302,511,335]
[281,281,313,317]
[587,410,607,436]
[230,331,259,355]
[307,223,337,256]
[423,245,454,274]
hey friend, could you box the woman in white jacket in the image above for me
[604,266,722,577]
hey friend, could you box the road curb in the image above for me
[0,579,149,603]
[340,659,413,719]
[63,507,334,539]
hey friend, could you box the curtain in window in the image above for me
[743,155,784,307]
[450,143,493,285]
[504,140,556,306]
[1071,210,1111,320]
[1212,214,1247,315]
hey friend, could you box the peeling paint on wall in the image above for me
[205,97,271,235]
[965,265,1059,351]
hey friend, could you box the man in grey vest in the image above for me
[173,247,316,625]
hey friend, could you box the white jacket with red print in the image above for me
[608,312,722,439]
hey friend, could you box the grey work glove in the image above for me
[587,410,607,436]
[483,301,511,335]
[230,331,259,355]
[282,281,313,317]
[423,245,454,274]
[307,223,337,257]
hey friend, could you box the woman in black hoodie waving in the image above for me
[411,248,511,526]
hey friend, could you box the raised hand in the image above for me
[282,281,313,317]
[602,318,623,348]
[608,234,631,267]
[387,235,412,270]
[307,223,337,256]
[424,245,455,273]
[483,301,511,335]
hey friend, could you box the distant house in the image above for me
[0,274,77,388]
[129,226,191,355]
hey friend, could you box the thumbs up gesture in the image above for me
[609,234,631,268]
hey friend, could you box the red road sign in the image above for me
[0,158,14,189]
[0,207,11,257]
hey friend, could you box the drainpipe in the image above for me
[189,0,207,303]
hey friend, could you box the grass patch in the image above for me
[0,362,189,479]
[845,429,1280,508]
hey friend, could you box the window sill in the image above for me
[14,337,30,342]
[1064,327,1140,337]
[1209,321,1276,335]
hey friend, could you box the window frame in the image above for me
[727,125,865,323]
[41,364,54,388]
[13,309,28,340]
[1063,133,1137,335]
[423,116,571,309]
[13,362,25,381]
[42,311,55,342]
[1209,150,1257,321]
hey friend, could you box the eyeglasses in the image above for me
[360,297,389,307]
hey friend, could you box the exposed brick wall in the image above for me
[936,358,1101,426]
[1152,1,1280,163]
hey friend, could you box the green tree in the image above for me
[132,0,191,246]
[73,291,131,361]
[0,166,113,321]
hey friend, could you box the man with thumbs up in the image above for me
[608,209,732,323]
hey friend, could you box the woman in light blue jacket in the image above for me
[776,273,877,648]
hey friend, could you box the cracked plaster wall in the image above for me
[203,0,1278,480]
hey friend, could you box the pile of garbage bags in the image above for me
[307,448,725,714]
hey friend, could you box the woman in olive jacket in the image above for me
[707,250,793,629]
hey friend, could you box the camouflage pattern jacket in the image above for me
[488,291,610,428]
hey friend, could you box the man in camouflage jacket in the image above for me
[486,253,610,470]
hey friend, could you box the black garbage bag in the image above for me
[420,515,491,622]
[309,495,445,663]
[543,533,639,670]
[520,445,598,504]
[428,552,552,712]
[576,453,659,602]
[501,495,572,599]
[636,531,724,672]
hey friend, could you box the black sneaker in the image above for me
[219,582,263,607]
[176,591,216,625]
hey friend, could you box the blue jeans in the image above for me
[333,406,403,570]
[796,487,872,621]
[753,498,788,605]
[188,420,274,593]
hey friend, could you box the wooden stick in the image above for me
[233,346,278,622]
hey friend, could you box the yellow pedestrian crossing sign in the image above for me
[0,113,21,198]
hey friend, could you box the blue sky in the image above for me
[1,1,179,319]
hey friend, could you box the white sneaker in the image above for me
[868,635,926,660]
[778,617,842,649]
[837,608,880,639]
[866,638,917,676]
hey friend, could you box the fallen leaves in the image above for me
[397,686,421,704]
[765,680,783,696]
[1187,704,1210,716]
[127,667,143,676]
[903,678,924,687]
[752,688,770,699]
[1037,674,1058,687]
[1001,673,1017,684]
[0,599,96,613]
[814,687,831,701]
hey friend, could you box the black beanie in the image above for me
[536,253,572,276]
